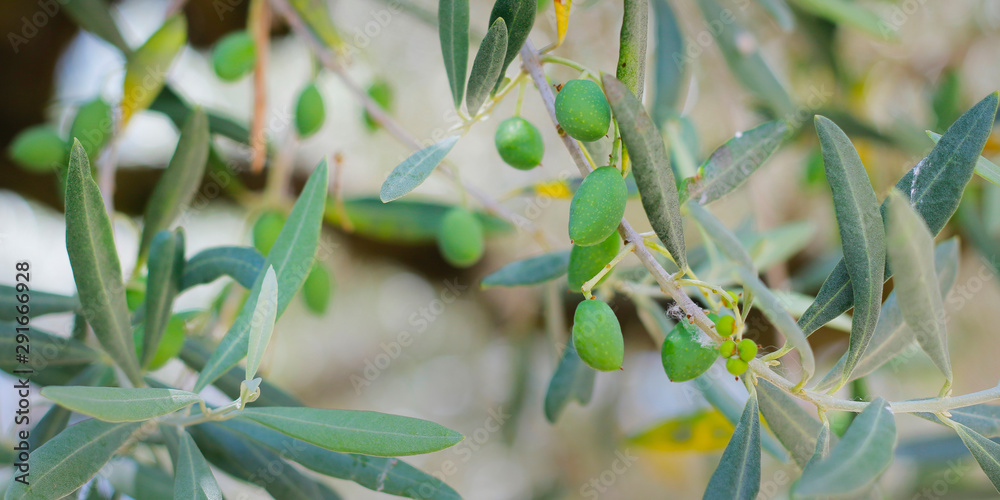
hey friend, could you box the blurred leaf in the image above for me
[238,407,464,456]
[245,266,278,381]
[327,197,510,244]
[773,290,851,333]
[3,419,141,500]
[883,190,951,382]
[651,0,684,125]
[487,0,535,92]
[380,136,461,202]
[756,379,823,468]
[616,0,648,100]
[693,372,787,460]
[64,141,142,386]
[105,459,174,500]
[121,15,186,125]
[465,19,507,114]
[544,341,595,423]
[795,398,896,497]
[554,0,572,45]
[603,74,687,269]
[928,131,1000,188]
[0,322,103,385]
[169,428,223,500]
[439,0,469,107]
[788,0,894,40]
[704,393,760,500]
[180,338,301,408]
[951,422,1000,493]
[151,86,250,144]
[482,250,571,288]
[288,0,348,53]
[0,287,78,321]
[798,92,998,335]
[686,121,788,205]
[629,409,732,452]
[63,0,131,53]
[181,246,265,290]
[195,161,328,392]
[143,229,184,368]
[916,405,1000,439]
[756,0,795,31]
[139,109,209,259]
[41,387,201,422]
[736,267,814,377]
[687,200,753,270]
[749,221,815,270]
[814,116,885,386]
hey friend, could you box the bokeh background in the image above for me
[2,0,1000,498]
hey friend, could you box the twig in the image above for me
[249,0,271,174]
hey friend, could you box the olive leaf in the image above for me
[380,136,461,203]
[439,0,469,108]
[916,404,1000,438]
[121,15,186,125]
[736,267,815,378]
[465,18,508,114]
[143,229,184,369]
[756,379,824,469]
[0,322,102,377]
[41,387,202,422]
[801,421,831,471]
[927,130,1000,188]
[152,86,250,144]
[29,365,111,451]
[181,246,265,290]
[544,341,596,423]
[703,393,761,500]
[238,407,464,456]
[3,419,142,500]
[788,0,894,40]
[245,266,278,381]
[603,74,687,270]
[814,115,885,386]
[691,370,788,461]
[180,337,302,409]
[287,0,348,54]
[0,286,78,321]
[686,200,753,270]
[798,92,999,335]
[487,0,535,92]
[755,0,795,31]
[481,250,571,288]
[686,120,788,205]
[169,428,223,500]
[950,421,1000,493]
[330,197,510,244]
[554,0,572,46]
[616,0,649,100]
[64,140,142,386]
[63,0,131,54]
[651,0,685,125]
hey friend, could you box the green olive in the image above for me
[212,31,256,82]
[437,207,485,268]
[737,339,758,362]
[69,98,112,160]
[554,79,611,142]
[568,166,627,246]
[8,126,67,173]
[302,263,333,315]
[295,83,326,138]
[133,315,186,371]
[494,117,544,170]
[726,357,749,376]
[252,210,286,256]
[363,79,393,131]
[719,339,736,358]
[715,315,736,337]
[661,321,720,382]
[572,299,624,371]
[567,232,620,291]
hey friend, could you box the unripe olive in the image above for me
[437,207,485,268]
[69,98,112,160]
[737,339,758,362]
[363,79,393,131]
[567,232,620,291]
[494,117,544,170]
[726,357,749,376]
[302,263,333,315]
[661,322,720,382]
[715,315,736,337]
[572,299,624,371]
[133,315,186,371]
[8,126,67,172]
[554,79,611,142]
[212,31,256,82]
[252,210,286,256]
[568,166,627,246]
[719,339,736,358]
[295,83,326,138]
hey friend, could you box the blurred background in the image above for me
[2,0,1000,498]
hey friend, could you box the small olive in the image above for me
[494,117,544,170]
[437,207,485,268]
[726,357,749,376]
[719,340,736,358]
[212,31,256,82]
[572,299,624,371]
[252,210,286,256]
[567,232,621,291]
[8,126,67,173]
[737,339,758,362]
[715,315,736,337]
[295,83,326,138]
[568,166,627,246]
[554,79,611,142]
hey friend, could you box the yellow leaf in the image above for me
[554,0,572,46]
[289,0,348,55]
[628,410,733,453]
[121,16,186,126]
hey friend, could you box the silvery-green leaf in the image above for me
[481,250,571,288]
[736,267,814,377]
[651,0,684,125]
[802,421,831,471]
[788,0,894,40]
[749,221,815,271]
[795,398,896,498]
[0,323,103,384]
[3,419,141,500]
[927,130,1000,188]
[915,405,1000,438]
[465,18,507,114]
[143,229,185,368]
[950,422,1000,493]
[756,379,824,469]
[686,120,788,205]
[439,0,469,108]
[28,365,110,450]
[379,136,461,202]
[687,200,753,270]
[616,0,649,100]
[180,337,302,409]
[245,266,278,381]
[693,369,787,461]
[195,161,327,392]
[181,246,265,290]
[603,74,686,269]
[774,290,852,333]
[170,428,223,500]
[756,0,795,31]
[487,0,535,92]
[544,341,595,423]
[703,394,760,500]
[41,386,202,422]
[883,190,951,382]
[0,287,78,321]
[64,140,142,386]
[814,115,885,386]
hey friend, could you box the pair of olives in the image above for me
[9,97,112,173]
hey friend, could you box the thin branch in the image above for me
[250,0,271,174]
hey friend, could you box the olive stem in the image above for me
[539,55,602,85]
[582,242,636,299]
[514,80,527,117]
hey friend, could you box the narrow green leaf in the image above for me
[802,421,831,471]
[916,405,1000,438]
[749,221,815,270]
[487,0,535,92]
[795,398,896,498]
[379,136,461,203]
[544,341,596,423]
[104,459,174,500]
[239,407,464,457]
[288,0,348,56]
[139,109,210,259]
[952,422,1000,493]
[329,196,510,244]
[756,379,824,469]
[884,190,951,382]
[814,115,885,385]
[691,372,787,461]
[245,266,278,381]
[170,429,223,500]
[651,0,684,125]
[143,229,185,368]
[439,0,469,107]
[465,19,508,114]
[788,0,894,40]
[0,287,78,321]
[3,419,141,500]
[798,92,999,335]
[0,322,103,385]
[737,267,814,377]
[180,338,302,408]
[181,246,265,290]
[703,393,760,500]
[603,74,687,269]
[63,0,131,53]
[686,121,788,205]
[195,161,328,392]
[927,130,1000,188]
[756,0,795,31]
[616,0,649,100]
[64,140,142,386]
[29,365,111,450]
[41,386,201,422]
[151,86,250,144]
[687,200,753,270]
[122,15,187,125]
[481,250,571,288]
